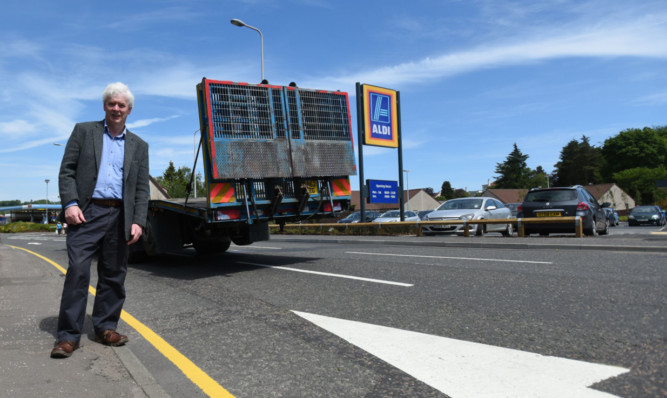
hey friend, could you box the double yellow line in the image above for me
[9,245,234,398]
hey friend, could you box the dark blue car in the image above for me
[628,206,665,226]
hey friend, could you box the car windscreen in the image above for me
[379,211,400,218]
[437,199,483,210]
[632,206,657,213]
[523,189,577,202]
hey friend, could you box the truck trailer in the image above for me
[131,78,356,256]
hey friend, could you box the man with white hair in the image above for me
[51,82,149,358]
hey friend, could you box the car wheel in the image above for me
[599,218,609,235]
[585,218,598,236]
[502,223,513,237]
[475,223,485,236]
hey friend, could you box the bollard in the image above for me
[517,218,525,237]
[575,216,582,237]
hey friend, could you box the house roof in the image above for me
[583,183,615,200]
[482,183,626,203]
[350,189,435,211]
[481,189,528,203]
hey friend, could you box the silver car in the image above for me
[373,210,420,223]
[422,197,513,236]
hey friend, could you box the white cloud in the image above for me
[311,15,667,89]
[0,119,36,136]
[128,115,180,129]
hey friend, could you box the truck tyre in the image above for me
[194,237,231,255]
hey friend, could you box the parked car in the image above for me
[517,185,610,236]
[504,202,521,218]
[628,206,665,226]
[372,210,420,223]
[417,209,434,220]
[337,211,381,223]
[603,207,619,226]
[422,197,513,236]
[504,202,521,230]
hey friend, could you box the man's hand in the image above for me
[128,224,143,245]
[64,205,86,225]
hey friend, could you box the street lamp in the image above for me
[230,18,265,83]
[403,169,410,211]
[45,179,50,223]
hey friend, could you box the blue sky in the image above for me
[1,0,666,202]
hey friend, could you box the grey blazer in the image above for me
[58,120,149,241]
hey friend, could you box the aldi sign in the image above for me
[362,85,398,148]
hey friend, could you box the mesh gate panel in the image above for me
[200,80,356,180]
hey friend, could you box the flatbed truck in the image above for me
[132,78,356,256]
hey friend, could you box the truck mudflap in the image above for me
[231,222,270,246]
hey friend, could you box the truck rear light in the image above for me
[216,209,241,220]
[517,204,523,213]
[576,202,590,211]
[323,201,342,212]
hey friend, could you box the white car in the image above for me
[373,210,420,223]
[422,197,513,236]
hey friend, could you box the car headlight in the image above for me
[628,215,635,219]
[459,214,474,221]
[651,215,659,220]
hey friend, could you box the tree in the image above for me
[423,187,435,197]
[527,165,548,189]
[156,161,205,198]
[613,167,667,205]
[494,143,531,188]
[440,181,454,199]
[452,189,468,198]
[601,127,667,180]
[552,136,603,186]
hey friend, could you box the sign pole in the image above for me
[396,91,404,221]
[356,83,366,222]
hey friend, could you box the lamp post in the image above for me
[45,179,50,223]
[230,18,265,83]
[403,169,410,211]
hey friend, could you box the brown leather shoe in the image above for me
[95,330,128,346]
[50,341,79,358]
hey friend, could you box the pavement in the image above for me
[0,243,167,398]
[0,229,664,398]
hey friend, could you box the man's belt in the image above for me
[91,198,123,207]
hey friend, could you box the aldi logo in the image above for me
[370,93,392,139]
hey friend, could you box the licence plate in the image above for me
[305,180,319,195]
[536,211,561,217]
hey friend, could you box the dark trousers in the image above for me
[56,203,127,343]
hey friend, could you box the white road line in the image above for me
[294,311,628,398]
[231,245,282,250]
[346,251,553,264]
[236,261,413,287]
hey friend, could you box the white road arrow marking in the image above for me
[293,311,629,398]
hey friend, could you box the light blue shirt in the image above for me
[93,123,125,200]
[64,123,126,209]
